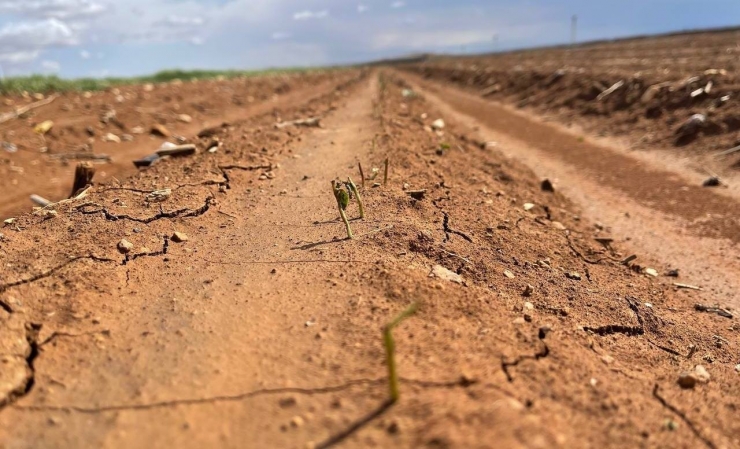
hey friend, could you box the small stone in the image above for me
[541,179,555,192]
[151,124,171,137]
[430,264,462,284]
[117,239,134,254]
[523,203,535,211]
[566,272,581,281]
[121,134,134,142]
[677,372,697,389]
[290,416,304,428]
[103,133,121,143]
[644,268,658,277]
[177,114,193,123]
[694,365,710,383]
[734,364,740,373]
[131,126,145,134]
[538,326,552,339]
[702,176,721,187]
[171,232,188,243]
[512,317,526,325]
[523,285,534,297]
[431,118,445,130]
[387,421,400,434]
[504,270,515,279]
[523,301,534,311]
[601,355,615,365]
[551,221,566,230]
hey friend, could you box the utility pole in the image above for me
[571,15,578,46]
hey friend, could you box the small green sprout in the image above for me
[346,176,365,219]
[383,302,419,403]
[332,180,353,239]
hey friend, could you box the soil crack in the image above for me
[76,196,214,224]
[652,384,717,449]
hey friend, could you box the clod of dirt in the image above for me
[117,239,134,254]
[566,272,582,281]
[171,232,189,243]
[702,176,721,187]
[431,118,445,130]
[523,284,534,297]
[406,189,427,200]
[541,179,555,192]
[678,372,697,389]
[430,264,462,284]
[665,269,680,277]
[151,124,171,137]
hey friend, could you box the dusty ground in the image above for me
[0,38,739,449]
[0,70,350,219]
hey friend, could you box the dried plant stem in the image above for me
[383,158,389,185]
[358,162,366,188]
[332,181,353,239]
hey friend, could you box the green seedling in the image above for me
[383,302,419,403]
[332,180,353,239]
[346,176,365,219]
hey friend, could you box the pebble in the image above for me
[503,270,515,279]
[644,268,658,277]
[290,416,304,428]
[523,203,535,211]
[523,301,534,311]
[121,134,134,142]
[735,364,740,373]
[171,232,189,243]
[551,221,566,230]
[117,239,134,254]
[566,272,582,281]
[131,126,145,134]
[431,118,445,130]
[541,179,555,192]
[177,114,193,123]
[601,355,615,365]
[103,133,121,143]
[430,265,462,284]
[694,365,710,383]
[523,284,534,297]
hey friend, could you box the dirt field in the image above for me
[1,30,740,449]
[404,28,740,180]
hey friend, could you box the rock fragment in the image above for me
[171,232,189,243]
[430,265,462,284]
[117,239,134,254]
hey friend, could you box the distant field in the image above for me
[0,67,315,95]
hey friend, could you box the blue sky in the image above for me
[0,0,739,78]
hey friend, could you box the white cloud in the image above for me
[0,18,78,63]
[390,1,405,8]
[271,32,291,40]
[190,36,204,45]
[293,10,328,20]
[372,29,493,50]
[80,49,90,59]
[357,4,368,13]
[163,16,206,27]
[41,59,60,72]
[0,0,106,20]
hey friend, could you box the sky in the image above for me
[0,0,739,78]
